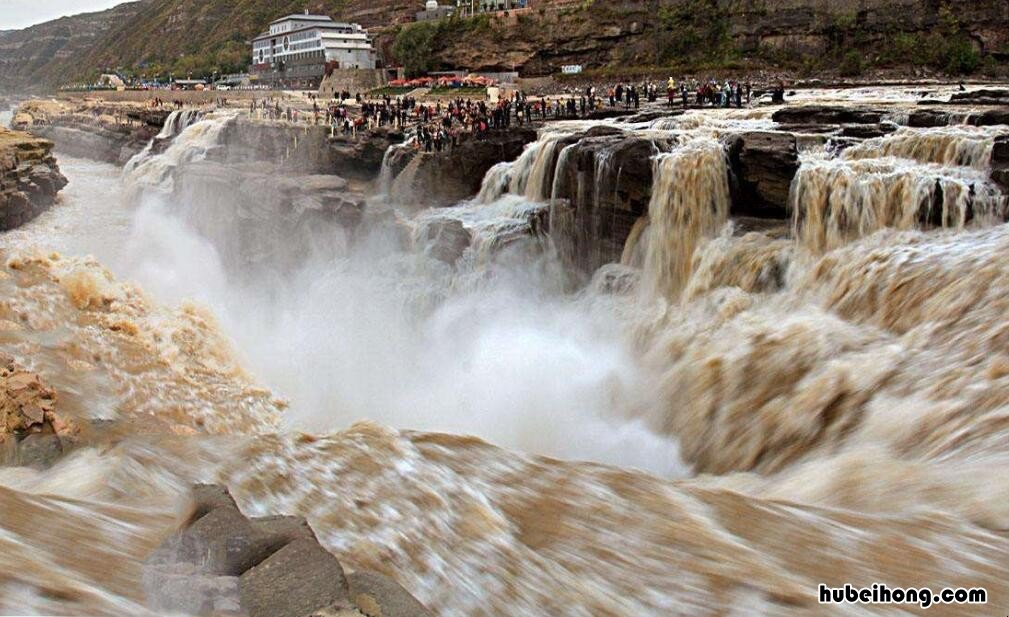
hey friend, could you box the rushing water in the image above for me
[2,96,1009,615]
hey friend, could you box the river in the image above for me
[1,88,1008,615]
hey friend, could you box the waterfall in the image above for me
[790,157,1006,253]
[641,139,730,299]
[507,136,566,200]
[842,126,996,169]
[159,109,205,140]
[124,109,207,172]
[378,141,415,196]
[123,113,233,196]
[475,162,514,204]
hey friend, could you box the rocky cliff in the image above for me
[0,128,67,230]
[409,0,1009,76]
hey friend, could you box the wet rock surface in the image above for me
[403,129,538,208]
[993,135,1009,192]
[724,131,800,219]
[772,105,886,126]
[0,128,67,230]
[145,484,432,617]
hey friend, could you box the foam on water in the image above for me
[4,89,1009,615]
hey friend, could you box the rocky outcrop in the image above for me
[966,110,1009,127]
[14,100,161,165]
[395,129,537,208]
[398,0,1009,76]
[772,106,886,126]
[949,89,1009,105]
[724,131,800,219]
[172,160,367,274]
[0,354,75,469]
[549,128,669,271]
[145,484,433,617]
[0,128,68,230]
[993,135,1009,193]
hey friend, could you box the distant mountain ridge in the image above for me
[0,1,152,91]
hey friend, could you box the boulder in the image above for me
[240,538,350,617]
[950,88,1009,105]
[348,571,433,617]
[423,218,471,265]
[723,131,800,219]
[16,433,63,470]
[147,484,367,617]
[176,505,286,575]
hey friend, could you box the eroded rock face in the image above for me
[550,130,668,272]
[772,106,886,126]
[403,129,538,209]
[723,131,800,219]
[992,135,1009,192]
[15,101,159,165]
[0,128,68,230]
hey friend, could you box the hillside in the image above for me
[76,0,421,80]
[393,0,1009,78]
[0,0,417,90]
[1,0,1008,91]
[0,2,152,91]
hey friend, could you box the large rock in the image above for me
[907,110,955,128]
[950,88,1009,105]
[422,217,471,265]
[348,571,433,617]
[401,129,537,208]
[549,129,671,273]
[0,128,68,230]
[239,537,350,617]
[146,484,432,617]
[723,131,800,219]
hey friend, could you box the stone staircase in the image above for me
[144,484,433,617]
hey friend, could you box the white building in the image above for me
[251,13,377,73]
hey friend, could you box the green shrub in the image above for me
[941,38,981,75]
[839,50,864,76]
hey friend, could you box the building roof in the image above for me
[253,23,367,43]
[270,14,334,25]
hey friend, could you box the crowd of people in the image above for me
[236,74,784,155]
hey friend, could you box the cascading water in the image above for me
[842,125,996,168]
[5,88,1009,616]
[124,109,207,172]
[791,151,1006,253]
[640,138,730,299]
